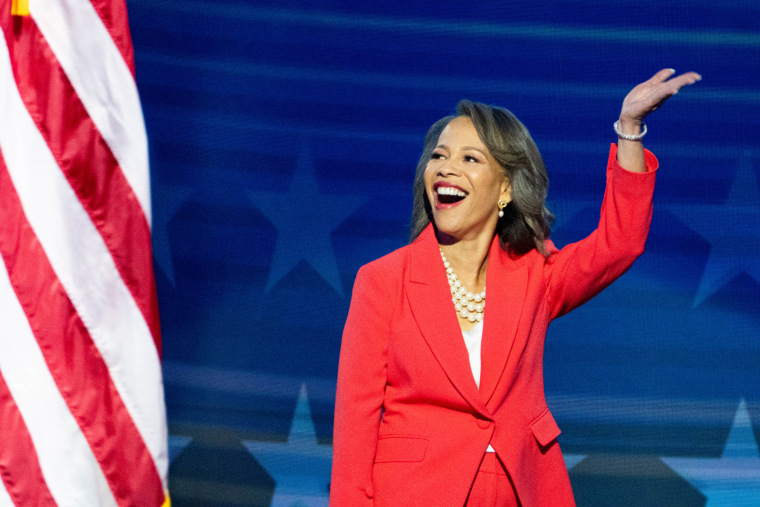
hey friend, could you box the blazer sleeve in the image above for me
[330,262,391,505]
[544,143,658,320]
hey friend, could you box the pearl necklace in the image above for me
[439,248,486,323]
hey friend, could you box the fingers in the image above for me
[620,69,700,123]
[649,68,678,84]
[668,71,702,93]
[649,68,701,88]
[639,69,701,103]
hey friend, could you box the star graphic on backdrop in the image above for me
[670,154,760,306]
[662,398,760,505]
[249,146,365,297]
[548,199,590,233]
[168,435,193,464]
[151,184,193,286]
[563,453,586,470]
[243,384,332,507]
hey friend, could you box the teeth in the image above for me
[437,187,467,197]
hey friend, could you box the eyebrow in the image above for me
[435,144,488,156]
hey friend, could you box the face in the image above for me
[424,116,511,243]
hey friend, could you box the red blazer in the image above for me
[331,145,658,506]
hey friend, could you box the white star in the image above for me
[662,399,760,506]
[243,384,332,507]
[249,146,365,296]
[671,154,760,306]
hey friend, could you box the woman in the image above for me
[330,69,700,506]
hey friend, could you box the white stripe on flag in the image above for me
[0,30,168,482]
[31,0,152,225]
[0,258,117,507]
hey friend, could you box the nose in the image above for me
[437,157,460,177]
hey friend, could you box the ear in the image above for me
[499,179,512,204]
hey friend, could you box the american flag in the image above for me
[0,0,168,505]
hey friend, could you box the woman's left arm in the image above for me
[544,69,700,319]
[615,68,701,173]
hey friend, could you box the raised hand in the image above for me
[619,68,701,127]
[615,69,700,173]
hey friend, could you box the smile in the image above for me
[433,182,468,209]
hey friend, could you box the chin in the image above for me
[432,221,465,240]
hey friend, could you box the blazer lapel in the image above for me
[404,226,489,417]
[479,237,528,406]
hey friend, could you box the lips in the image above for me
[433,182,468,209]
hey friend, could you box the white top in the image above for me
[461,321,495,453]
[461,321,484,388]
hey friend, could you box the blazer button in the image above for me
[476,419,491,430]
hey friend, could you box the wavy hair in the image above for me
[410,100,553,256]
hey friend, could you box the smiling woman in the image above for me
[331,69,701,506]
[412,100,553,257]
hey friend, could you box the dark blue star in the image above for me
[168,435,192,464]
[549,199,591,232]
[151,184,193,286]
[671,154,760,306]
[249,146,365,296]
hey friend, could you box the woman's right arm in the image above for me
[330,263,390,505]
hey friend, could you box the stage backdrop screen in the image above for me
[128,0,760,504]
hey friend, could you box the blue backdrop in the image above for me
[127,0,760,504]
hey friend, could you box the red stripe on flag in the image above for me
[0,371,57,507]
[88,0,136,76]
[0,164,164,506]
[0,12,161,353]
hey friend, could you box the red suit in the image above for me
[331,145,658,506]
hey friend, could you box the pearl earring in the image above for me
[498,199,507,218]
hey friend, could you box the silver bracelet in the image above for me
[614,120,647,141]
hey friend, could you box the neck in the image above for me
[437,232,493,291]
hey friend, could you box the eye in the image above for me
[464,155,480,163]
[430,151,446,160]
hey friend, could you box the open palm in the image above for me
[620,68,701,124]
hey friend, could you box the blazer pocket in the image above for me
[530,408,561,449]
[374,435,428,463]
